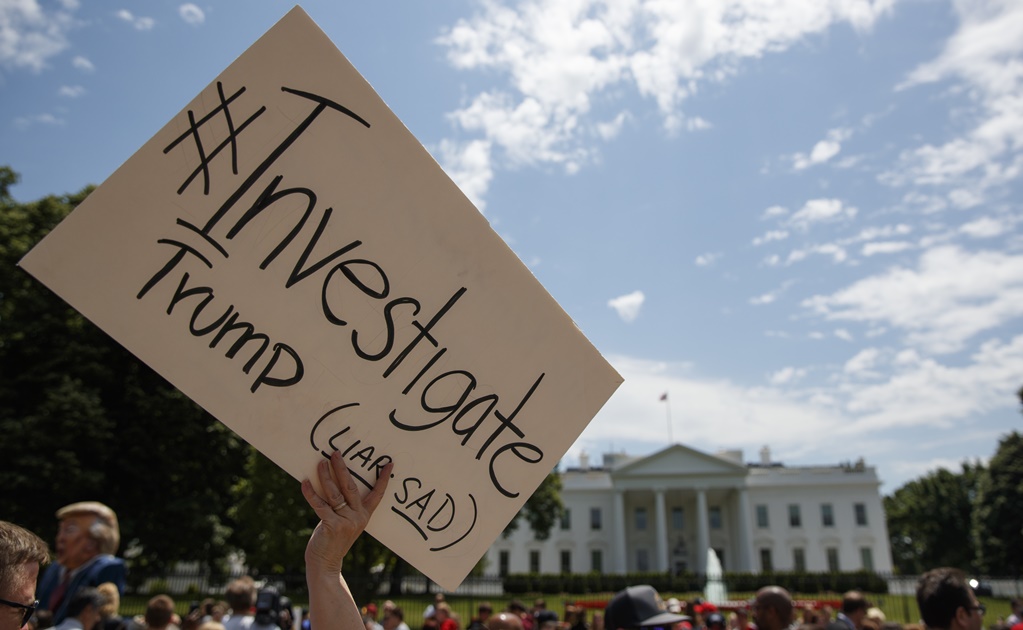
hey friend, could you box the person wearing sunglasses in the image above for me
[0,520,49,630]
[916,568,985,630]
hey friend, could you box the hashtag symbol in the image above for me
[164,81,267,195]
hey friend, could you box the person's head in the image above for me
[753,586,793,630]
[916,568,983,630]
[478,604,493,621]
[489,613,525,630]
[508,602,528,618]
[382,606,405,630]
[1011,599,1021,614]
[145,595,176,630]
[199,622,226,630]
[66,588,104,629]
[54,503,119,570]
[0,521,49,630]
[225,577,256,615]
[95,582,120,619]
[841,592,870,628]
[706,613,726,630]
[604,585,689,630]
[436,603,452,622]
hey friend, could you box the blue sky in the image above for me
[3,0,1021,494]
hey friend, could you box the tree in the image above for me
[972,430,1023,575]
[0,167,248,569]
[503,469,564,541]
[884,463,982,574]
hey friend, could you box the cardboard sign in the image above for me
[19,6,622,589]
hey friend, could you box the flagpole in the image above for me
[662,393,673,444]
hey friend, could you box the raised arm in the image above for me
[301,450,393,630]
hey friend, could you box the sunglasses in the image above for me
[0,597,38,627]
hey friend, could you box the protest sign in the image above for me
[19,5,622,589]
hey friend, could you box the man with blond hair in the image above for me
[0,520,50,630]
[37,502,126,625]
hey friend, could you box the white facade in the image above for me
[485,444,893,576]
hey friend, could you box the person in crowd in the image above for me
[827,593,869,630]
[222,578,256,630]
[144,596,179,630]
[706,613,726,630]
[53,588,103,630]
[734,608,753,630]
[468,604,492,630]
[199,623,226,630]
[1006,601,1021,627]
[534,601,557,629]
[752,587,793,630]
[382,607,409,630]
[364,606,381,630]
[37,503,126,626]
[0,521,49,630]
[603,585,689,630]
[916,568,984,630]
[563,606,588,630]
[434,604,457,630]
[423,597,446,623]
[299,450,393,630]
[507,603,533,630]
[488,614,523,630]
[96,582,127,630]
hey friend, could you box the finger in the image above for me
[330,450,361,505]
[317,456,347,508]
[301,478,330,516]
[362,462,394,515]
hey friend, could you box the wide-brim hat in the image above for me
[605,586,691,630]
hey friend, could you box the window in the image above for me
[855,503,868,526]
[529,550,540,573]
[756,504,769,528]
[636,548,649,571]
[793,547,806,572]
[591,549,603,572]
[560,550,572,573]
[860,547,874,571]
[709,506,723,529]
[590,507,602,530]
[560,509,571,530]
[672,507,684,530]
[821,503,834,527]
[635,507,648,531]
[499,550,510,576]
[789,504,801,527]
[760,548,773,572]
[827,547,840,572]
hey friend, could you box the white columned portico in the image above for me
[655,488,668,572]
[695,487,709,574]
[614,489,627,572]
[735,486,753,571]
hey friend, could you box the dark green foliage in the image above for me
[972,430,1023,574]
[503,470,564,541]
[0,167,247,569]
[884,464,982,574]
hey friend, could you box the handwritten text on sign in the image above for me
[20,6,622,589]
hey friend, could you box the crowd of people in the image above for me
[1,453,1018,630]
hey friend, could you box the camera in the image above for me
[255,586,282,627]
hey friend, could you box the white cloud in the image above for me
[437,138,494,212]
[844,347,881,375]
[437,0,896,203]
[886,1,1023,197]
[861,241,913,256]
[785,242,848,265]
[750,280,794,306]
[71,55,93,72]
[608,290,645,323]
[761,205,788,220]
[116,9,155,31]
[752,230,789,246]
[788,198,857,230]
[595,111,630,140]
[0,0,77,72]
[58,84,84,98]
[802,245,1023,354]
[14,112,64,129]
[960,216,1010,238]
[179,3,205,26]
[791,127,853,170]
[835,328,854,342]
[768,366,806,385]
[694,252,722,267]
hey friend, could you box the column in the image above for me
[655,489,668,572]
[696,487,709,575]
[614,490,627,572]
[735,487,753,571]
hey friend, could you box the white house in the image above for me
[485,444,894,576]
